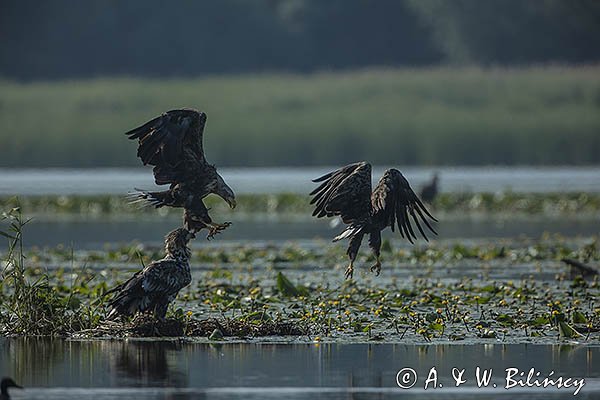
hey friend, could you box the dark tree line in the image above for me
[408,0,600,64]
[1,0,599,80]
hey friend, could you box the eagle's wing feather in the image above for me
[125,109,207,185]
[141,259,188,294]
[309,162,372,224]
[106,259,188,318]
[371,169,438,243]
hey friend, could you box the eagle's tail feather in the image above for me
[107,294,143,320]
[106,278,149,320]
[127,189,172,208]
[333,223,366,242]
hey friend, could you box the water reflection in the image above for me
[1,339,599,399]
[113,341,188,387]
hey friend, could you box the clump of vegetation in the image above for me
[435,192,600,216]
[0,207,104,335]
[0,206,308,338]
[2,205,599,342]
[3,192,600,218]
[0,193,310,217]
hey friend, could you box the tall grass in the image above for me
[0,206,103,335]
[1,66,599,167]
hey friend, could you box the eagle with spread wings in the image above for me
[125,109,236,238]
[310,162,438,279]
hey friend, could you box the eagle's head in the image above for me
[170,108,206,129]
[164,227,195,259]
[195,110,207,128]
[214,172,237,209]
[1,377,22,391]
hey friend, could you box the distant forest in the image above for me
[2,0,600,80]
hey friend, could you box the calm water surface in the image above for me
[1,166,599,195]
[1,339,599,399]
[11,215,598,249]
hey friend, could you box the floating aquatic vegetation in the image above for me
[2,192,600,218]
[1,206,599,342]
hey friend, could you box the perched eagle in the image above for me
[106,228,194,321]
[125,109,236,239]
[310,162,438,279]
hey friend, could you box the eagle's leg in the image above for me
[206,221,232,240]
[183,208,231,240]
[345,233,364,279]
[152,321,162,337]
[150,302,169,336]
[370,258,382,276]
[368,231,382,276]
[154,302,168,323]
[344,262,354,280]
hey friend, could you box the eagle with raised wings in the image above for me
[125,109,236,238]
[106,227,194,321]
[310,162,438,279]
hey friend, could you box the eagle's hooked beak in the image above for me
[215,173,236,210]
[227,197,237,209]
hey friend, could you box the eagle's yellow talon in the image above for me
[344,263,354,280]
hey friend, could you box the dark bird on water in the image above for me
[1,377,22,400]
[419,173,439,204]
[106,228,194,321]
[310,162,438,279]
[125,109,236,239]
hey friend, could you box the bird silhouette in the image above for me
[1,378,22,400]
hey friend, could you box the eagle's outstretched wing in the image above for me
[125,109,207,185]
[309,161,372,224]
[371,168,438,243]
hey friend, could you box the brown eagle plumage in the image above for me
[125,109,236,239]
[310,162,438,279]
[106,228,194,321]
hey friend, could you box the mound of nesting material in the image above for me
[73,316,306,338]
